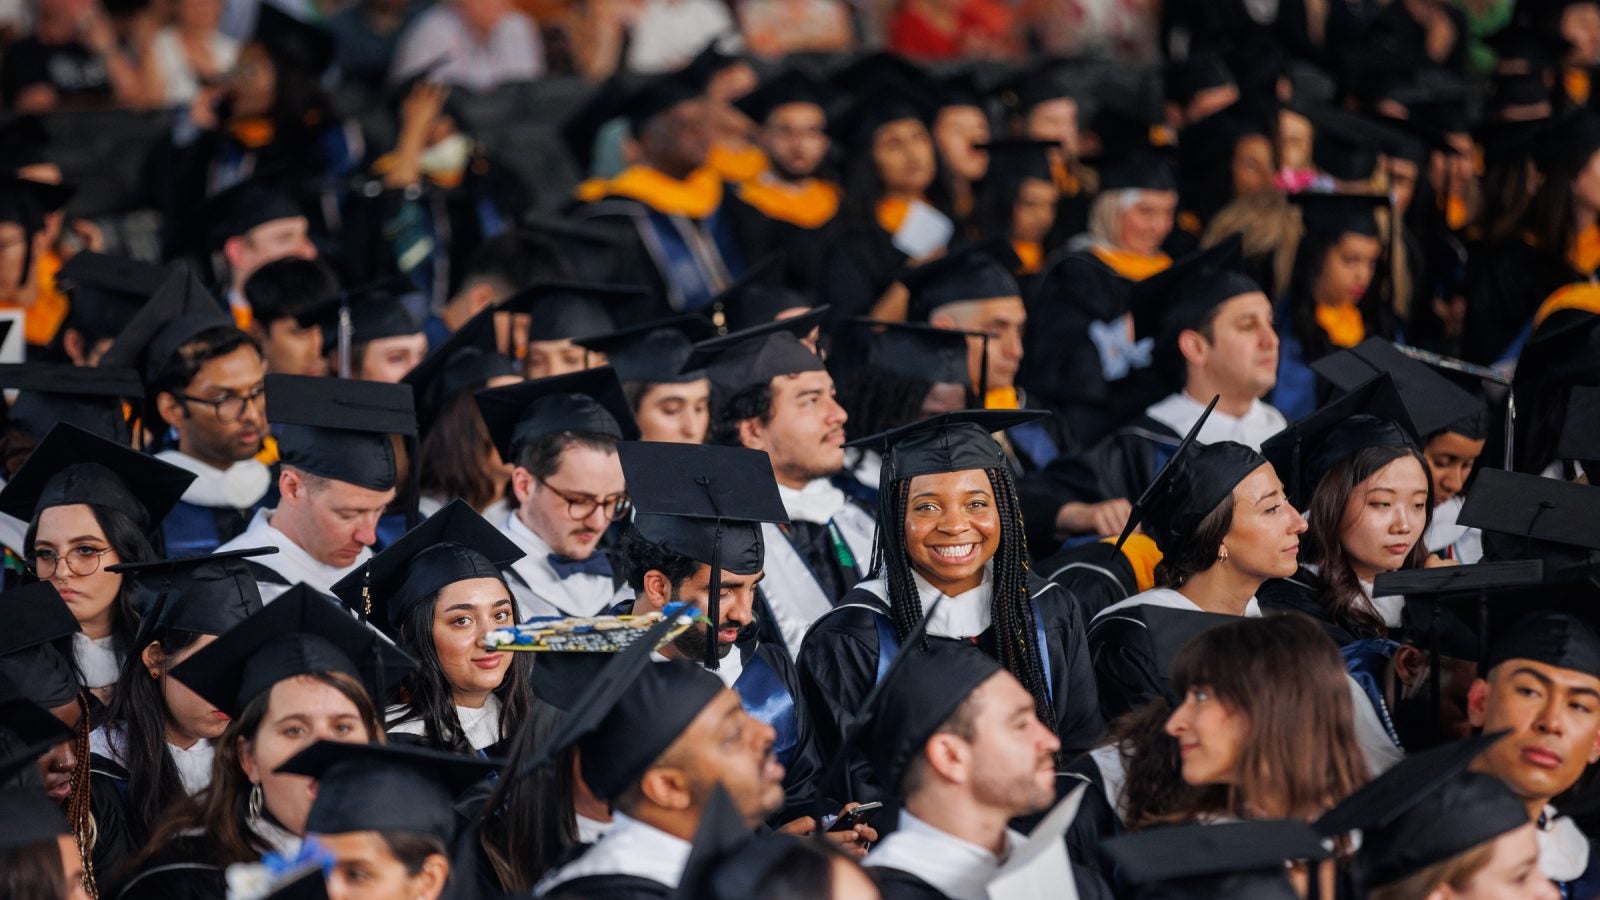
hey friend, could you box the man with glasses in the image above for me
[476,368,640,620]
[99,267,273,556]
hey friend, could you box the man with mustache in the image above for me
[1469,611,1600,895]
[698,310,875,658]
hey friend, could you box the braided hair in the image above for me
[880,467,1057,733]
[65,692,97,899]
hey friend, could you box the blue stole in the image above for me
[867,603,1055,706]
[161,501,232,558]
[1007,421,1060,469]
[1343,638,1403,750]
[733,651,801,770]
[642,208,744,312]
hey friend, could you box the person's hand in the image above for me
[776,815,816,836]
[1056,498,1133,538]
[65,219,105,254]
[820,803,877,859]
[400,80,450,141]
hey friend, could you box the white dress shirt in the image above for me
[535,812,693,895]
[215,508,369,601]
[1144,391,1288,451]
[865,811,1024,900]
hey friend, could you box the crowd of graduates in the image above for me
[14,0,1600,899]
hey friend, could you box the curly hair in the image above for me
[706,382,774,448]
[616,526,701,593]
[839,365,941,441]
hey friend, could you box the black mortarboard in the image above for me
[734,69,833,123]
[1178,103,1272,175]
[1309,109,1386,181]
[1164,50,1236,105]
[621,70,703,135]
[617,442,788,667]
[1102,820,1327,899]
[1318,730,1506,831]
[571,315,714,384]
[108,547,274,645]
[296,279,421,351]
[329,499,523,632]
[280,740,497,841]
[474,367,638,463]
[861,640,1001,792]
[56,251,166,341]
[502,281,631,343]
[671,787,800,900]
[0,422,195,526]
[1377,560,1546,685]
[267,375,416,492]
[681,308,828,395]
[0,363,139,443]
[252,4,335,77]
[707,254,812,335]
[171,583,416,718]
[0,583,80,709]
[526,614,725,799]
[1289,190,1386,238]
[903,240,1022,323]
[0,672,74,779]
[1558,384,1600,463]
[990,58,1088,118]
[0,787,69,850]
[98,265,233,385]
[976,138,1056,188]
[1310,338,1486,441]
[1533,110,1600,173]
[196,176,305,253]
[401,304,517,435]
[826,74,935,151]
[1485,23,1570,70]
[1090,107,1179,192]
[1488,610,1600,679]
[1459,469,1600,553]
[854,318,974,388]
[1112,396,1267,553]
[1260,374,1418,509]
[1129,234,1261,350]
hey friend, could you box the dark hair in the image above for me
[1168,614,1367,821]
[377,831,448,876]
[456,232,568,299]
[147,325,262,419]
[707,382,774,448]
[1112,698,1224,831]
[1523,148,1587,265]
[243,257,338,325]
[898,688,983,797]
[102,626,210,862]
[617,526,701,593]
[0,839,68,900]
[881,468,1056,735]
[1152,493,1236,589]
[754,839,860,899]
[420,389,507,511]
[476,701,579,892]
[25,503,158,676]
[1478,153,1540,244]
[0,427,36,478]
[840,365,942,440]
[514,430,618,481]
[1303,444,1433,637]
[388,581,534,753]
[840,121,954,222]
[131,671,382,869]
[1285,226,1393,357]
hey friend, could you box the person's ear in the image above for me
[930,311,957,331]
[638,765,692,811]
[279,468,302,502]
[237,735,260,784]
[415,853,450,900]
[139,641,165,679]
[463,282,498,316]
[1589,727,1600,766]
[61,328,86,366]
[1392,644,1428,687]
[924,732,969,785]
[640,571,672,610]
[1177,328,1209,368]
[510,467,535,505]
[1466,677,1491,729]
[222,235,248,274]
[155,390,186,430]
[736,417,767,452]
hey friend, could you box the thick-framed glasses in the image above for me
[537,476,631,522]
[176,384,267,423]
[31,546,115,579]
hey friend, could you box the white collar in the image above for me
[385,695,503,751]
[72,633,122,689]
[1538,804,1592,882]
[856,565,995,639]
[865,811,1021,900]
[536,812,693,893]
[1144,392,1287,451]
[1093,587,1262,623]
[250,815,302,860]
[778,478,848,525]
[155,450,272,509]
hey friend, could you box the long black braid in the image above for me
[880,467,1058,733]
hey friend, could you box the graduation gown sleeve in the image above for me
[870,868,952,899]
[1017,418,1177,556]
[1257,569,1366,646]
[113,836,225,900]
[1085,613,1166,722]
[88,757,138,894]
[538,875,672,899]
[1030,577,1105,756]
[819,217,907,330]
[795,597,889,806]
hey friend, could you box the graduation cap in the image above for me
[616,442,789,668]
[278,740,498,842]
[107,547,275,646]
[1164,50,1236,106]
[903,239,1022,324]
[861,639,1003,792]
[1459,469,1600,554]
[0,787,69,852]
[0,174,73,268]
[195,175,305,254]
[401,303,518,435]
[621,69,703,135]
[706,254,812,335]
[733,69,833,123]
[1089,111,1179,193]
[571,315,714,384]
[474,366,638,464]
[1309,109,1386,182]
[170,583,417,719]
[1533,110,1600,174]
[1320,734,1524,891]
[852,318,975,389]
[1487,609,1600,680]
[56,251,167,342]
[826,73,935,152]
[252,4,335,78]
[267,374,416,492]
[502,281,631,344]
[1128,234,1261,356]
[0,363,140,443]
[977,138,1057,188]
[328,498,524,632]
[0,422,195,526]
[296,278,421,358]
[1558,384,1600,464]
[681,308,828,395]
[1102,820,1328,899]
[1289,190,1386,238]
[1260,374,1418,509]
[0,583,81,709]
[521,613,725,800]
[990,58,1089,118]
[1309,338,1486,441]
[98,265,234,386]
[0,672,74,777]
[1111,396,1267,553]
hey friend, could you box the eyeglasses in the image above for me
[31,546,115,579]
[176,384,267,423]
[536,476,631,522]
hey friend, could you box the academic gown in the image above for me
[720,637,824,825]
[215,507,370,602]
[865,810,1114,900]
[1086,589,1263,721]
[88,759,138,894]
[1257,566,1391,647]
[818,212,911,331]
[533,812,689,899]
[154,451,272,558]
[757,481,878,657]
[797,570,1102,807]
[113,835,226,900]
[721,176,840,298]
[497,510,628,621]
[1460,239,1576,365]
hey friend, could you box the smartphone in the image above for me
[825,801,883,833]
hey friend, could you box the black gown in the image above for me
[113,834,226,900]
[797,573,1103,807]
[732,634,824,826]
[1460,238,1575,365]
[87,755,141,895]
[1086,595,1248,721]
[537,875,670,899]
[1258,566,1391,646]
[818,211,911,335]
